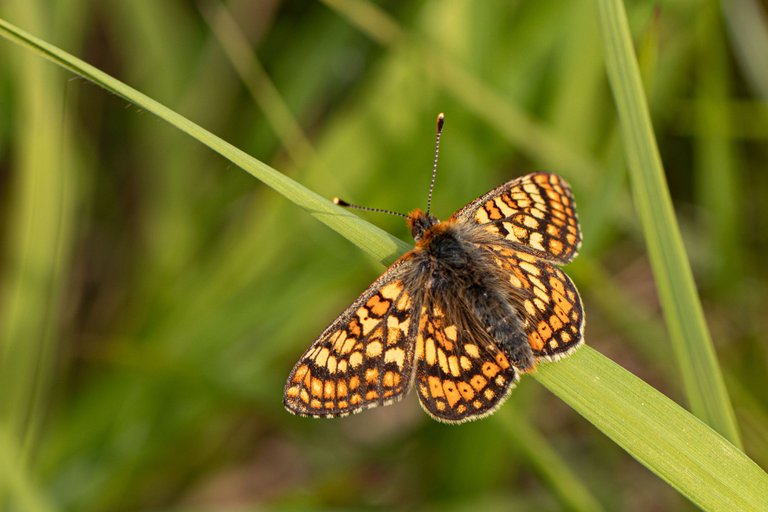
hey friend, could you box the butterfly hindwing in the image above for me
[413,299,519,423]
[284,258,418,418]
[453,172,582,264]
[485,244,584,360]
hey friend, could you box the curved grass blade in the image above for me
[0,17,408,267]
[595,0,741,445]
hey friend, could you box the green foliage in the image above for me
[1,1,767,511]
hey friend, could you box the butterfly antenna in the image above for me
[426,112,445,216]
[333,197,408,218]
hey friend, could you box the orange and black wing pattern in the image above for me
[413,301,519,423]
[485,244,584,360]
[284,262,418,418]
[453,172,582,264]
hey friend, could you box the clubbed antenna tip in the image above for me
[426,112,445,216]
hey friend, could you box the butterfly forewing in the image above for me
[453,172,582,264]
[413,301,519,423]
[284,261,418,418]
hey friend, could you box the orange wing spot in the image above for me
[513,225,529,241]
[533,286,550,304]
[460,356,472,370]
[456,404,467,414]
[425,338,437,365]
[349,376,360,390]
[473,400,483,409]
[553,305,569,324]
[495,375,506,386]
[324,401,334,409]
[493,196,515,217]
[315,347,330,367]
[436,400,447,412]
[349,351,363,368]
[366,341,383,358]
[529,232,546,252]
[379,281,402,300]
[464,344,480,358]
[349,393,362,405]
[340,334,355,355]
[495,353,511,369]
[475,207,491,223]
[299,389,310,404]
[310,399,322,409]
[337,379,348,397]
[324,381,336,399]
[552,290,573,313]
[348,319,362,337]
[534,298,547,312]
[366,390,379,400]
[383,390,395,398]
[292,364,309,384]
[384,347,406,369]
[529,331,544,351]
[549,239,563,255]
[484,388,495,400]
[485,201,503,220]
[482,361,500,378]
[443,381,461,407]
[561,332,572,344]
[383,371,396,388]
[514,269,531,288]
[285,386,300,398]
[550,276,565,293]
[435,330,454,352]
[546,224,561,237]
[338,400,348,409]
[365,367,379,384]
[458,382,475,401]
[337,359,349,373]
[549,315,563,331]
[566,233,577,245]
[311,377,323,398]
[471,375,487,391]
[428,376,445,397]
[538,321,553,341]
[366,294,391,316]
[519,261,541,276]
[436,349,450,376]
[523,300,536,318]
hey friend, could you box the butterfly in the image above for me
[284,114,584,424]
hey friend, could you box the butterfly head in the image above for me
[406,208,439,241]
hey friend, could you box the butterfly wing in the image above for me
[485,243,584,360]
[413,298,519,423]
[452,172,582,264]
[284,256,419,418]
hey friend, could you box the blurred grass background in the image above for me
[1,0,767,510]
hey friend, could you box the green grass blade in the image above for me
[2,16,766,511]
[0,16,408,267]
[595,0,741,445]
[535,348,768,512]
